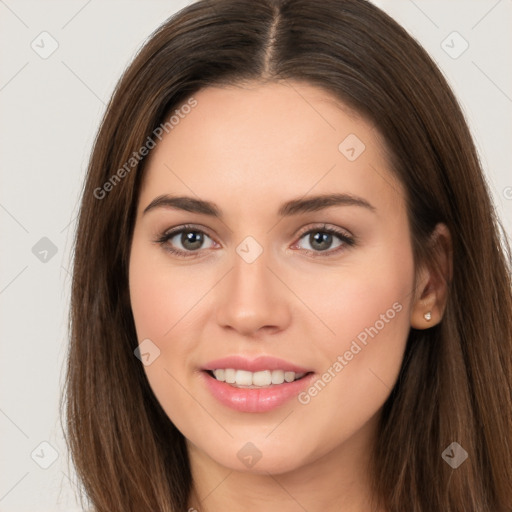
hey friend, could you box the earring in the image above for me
[424,311,432,321]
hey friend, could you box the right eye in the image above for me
[155,225,217,257]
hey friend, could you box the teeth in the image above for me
[211,369,306,387]
[253,370,272,386]
[224,368,236,383]
[212,369,225,381]
[235,370,253,386]
[271,370,285,384]
[284,371,295,383]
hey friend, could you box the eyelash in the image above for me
[154,223,356,259]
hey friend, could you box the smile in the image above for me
[200,355,315,412]
[209,368,307,387]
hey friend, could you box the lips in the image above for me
[200,355,315,413]
[202,355,311,374]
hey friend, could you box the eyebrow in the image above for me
[142,193,376,218]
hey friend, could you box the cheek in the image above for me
[290,236,413,343]
[293,244,414,434]
[128,241,201,434]
[128,238,214,382]
[128,238,208,343]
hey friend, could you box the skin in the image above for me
[128,80,451,512]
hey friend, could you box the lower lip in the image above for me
[201,371,315,413]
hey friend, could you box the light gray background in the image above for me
[1,1,511,510]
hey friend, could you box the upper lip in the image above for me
[202,355,312,373]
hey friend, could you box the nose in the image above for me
[215,248,291,337]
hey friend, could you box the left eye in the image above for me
[294,228,354,254]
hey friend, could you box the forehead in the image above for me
[139,80,404,218]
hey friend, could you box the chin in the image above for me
[189,433,316,476]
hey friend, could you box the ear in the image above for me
[410,223,453,329]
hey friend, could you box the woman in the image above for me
[62,0,512,511]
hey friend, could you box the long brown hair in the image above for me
[61,0,512,510]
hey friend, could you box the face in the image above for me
[128,81,416,475]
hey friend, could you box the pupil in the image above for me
[311,232,332,251]
[182,231,203,250]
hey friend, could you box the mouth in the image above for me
[200,356,316,412]
[205,368,312,388]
